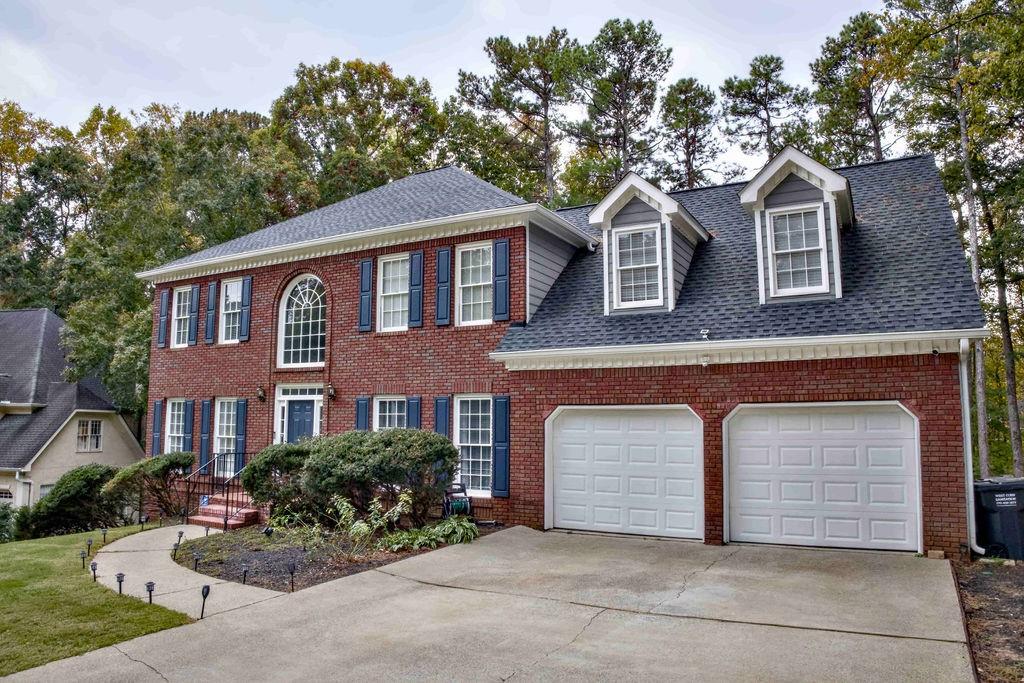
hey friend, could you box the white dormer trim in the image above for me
[740,146,853,228]
[589,172,711,244]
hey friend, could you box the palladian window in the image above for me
[278,275,327,367]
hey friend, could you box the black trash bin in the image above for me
[974,478,1024,560]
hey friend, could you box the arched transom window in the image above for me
[278,275,326,367]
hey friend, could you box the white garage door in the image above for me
[549,407,703,539]
[728,404,920,551]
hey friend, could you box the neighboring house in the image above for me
[0,309,144,507]
[138,147,987,556]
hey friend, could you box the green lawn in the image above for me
[0,526,191,676]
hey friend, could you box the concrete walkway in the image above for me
[92,524,281,619]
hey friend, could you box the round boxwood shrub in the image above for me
[241,442,313,514]
[365,429,459,525]
[30,463,128,537]
[301,432,376,511]
[102,451,195,518]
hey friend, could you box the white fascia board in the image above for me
[138,204,594,284]
[739,146,850,208]
[589,172,710,242]
[491,327,991,371]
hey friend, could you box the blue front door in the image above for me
[287,400,315,443]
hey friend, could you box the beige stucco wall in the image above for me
[26,411,144,506]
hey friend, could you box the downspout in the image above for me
[960,338,985,555]
[14,471,32,507]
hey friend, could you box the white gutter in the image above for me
[960,338,985,556]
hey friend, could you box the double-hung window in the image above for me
[456,243,492,326]
[165,399,186,453]
[219,279,243,343]
[377,255,410,332]
[373,396,407,431]
[454,395,492,495]
[214,398,238,477]
[768,204,828,296]
[613,225,663,308]
[171,287,192,347]
[76,419,102,452]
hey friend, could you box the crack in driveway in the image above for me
[501,607,608,681]
[113,645,168,682]
[648,547,743,614]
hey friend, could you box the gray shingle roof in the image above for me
[157,166,527,270]
[0,310,118,469]
[497,154,985,353]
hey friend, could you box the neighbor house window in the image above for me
[613,225,663,309]
[768,204,828,296]
[165,399,186,453]
[373,396,407,431]
[278,275,327,367]
[39,485,54,499]
[456,242,492,325]
[171,287,192,347]
[454,395,492,494]
[76,419,102,452]
[0,489,13,500]
[214,398,237,477]
[219,279,243,343]
[377,254,410,332]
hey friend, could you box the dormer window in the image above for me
[767,204,828,296]
[613,225,663,309]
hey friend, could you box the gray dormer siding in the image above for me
[528,224,577,320]
[608,197,670,313]
[672,230,696,298]
[760,173,837,302]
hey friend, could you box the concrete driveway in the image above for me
[13,527,972,682]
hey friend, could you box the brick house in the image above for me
[139,147,987,555]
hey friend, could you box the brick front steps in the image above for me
[188,492,261,530]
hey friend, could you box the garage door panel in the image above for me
[729,405,919,552]
[552,407,703,539]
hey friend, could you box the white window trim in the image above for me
[611,223,664,310]
[766,202,830,297]
[213,398,237,454]
[453,393,493,498]
[376,253,410,333]
[273,384,324,445]
[170,286,191,349]
[76,418,103,452]
[164,398,186,453]
[373,395,407,431]
[276,274,327,369]
[455,240,494,327]
[218,278,243,345]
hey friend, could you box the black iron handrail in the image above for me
[181,452,254,531]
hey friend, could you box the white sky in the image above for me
[2,0,882,175]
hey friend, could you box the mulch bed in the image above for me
[176,524,502,592]
[955,560,1024,682]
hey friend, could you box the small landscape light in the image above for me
[287,561,297,593]
[115,572,125,594]
[172,542,180,559]
[262,526,273,538]
[205,526,210,537]
[193,552,203,571]
[140,515,149,531]
[158,515,164,528]
[200,585,211,619]
[79,550,87,569]
[145,581,155,604]
[241,564,249,585]
[177,530,184,543]
[86,538,93,555]
[90,561,98,581]
[100,527,108,544]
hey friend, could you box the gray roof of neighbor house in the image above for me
[497,154,985,353]
[0,309,118,470]
[155,166,527,271]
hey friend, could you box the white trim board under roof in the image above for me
[491,328,990,371]
[589,172,710,244]
[138,204,596,284]
[740,146,854,227]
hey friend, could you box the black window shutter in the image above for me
[234,399,247,472]
[238,276,253,342]
[433,396,450,438]
[151,400,163,455]
[407,397,421,429]
[408,250,424,328]
[204,281,217,344]
[157,290,169,348]
[435,247,451,326]
[355,397,370,430]
[187,284,200,345]
[493,238,510,321]
[199,399,211,475]
[359,259,373,332]
[182,399,195,452]
[491,396,510,498]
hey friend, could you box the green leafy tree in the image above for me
[0,100,68,202]
[564,19,673,198]
[811,12,898,165]
[271,58,444,205]
[458,28,582,203]
[658,77,726,189]
[720,54,812,160]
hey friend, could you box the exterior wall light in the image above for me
[256,386,267,402]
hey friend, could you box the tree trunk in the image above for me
[542,103,555,205]
[955,80,990,477]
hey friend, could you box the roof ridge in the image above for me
[27,310,46,405]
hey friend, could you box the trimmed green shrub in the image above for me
[102,452,195,518]
[364,429,459,525]
[301,432,375,511]
[0,504,14,543]
[241,442,313,514]
[12,504,34,541]
[29,464,128,537]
